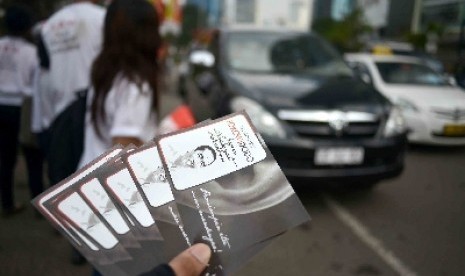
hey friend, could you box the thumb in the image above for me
[169,243,212,276]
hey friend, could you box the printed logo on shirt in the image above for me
[0,43,19,71]
[45,20,81,53]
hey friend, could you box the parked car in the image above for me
[345,53,465,145]
[364,40,445,73]
[180,28,408,188]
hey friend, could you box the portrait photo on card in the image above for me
[53,190,132,261]
[101,162,169,264]
[126,142,174,208]
[43,187,118,263]
[81,160,173,274]
[50,191,159,276]
[86,159,154,242]
[44,198,106,263]
[77,176,141,249]
[91,160,169,268]
[103,164,161,233]
[125,142,192,259]
[31,145,149,275]
[31,147,126,269]
[158,113,267,190]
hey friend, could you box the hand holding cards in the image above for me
[33,112,310,275]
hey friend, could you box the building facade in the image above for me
[222,0,315,30]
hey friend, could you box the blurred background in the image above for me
[2,0,465,73]
[1,0,465,276]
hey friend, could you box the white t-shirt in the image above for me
[0,36,38,106]
[31,68,53,132]
[79,76,157,168]
[41,2,105,120]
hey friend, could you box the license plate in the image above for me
[315,147,364,165]
[443,124,465,137]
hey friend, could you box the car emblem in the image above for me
[328,111,348,137]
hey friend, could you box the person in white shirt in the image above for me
[41,0,105,123]
[0,5,38,217]
[79,0,161,170]
[40,0,105,265]
[31,24,54,150]
[40,0,105,188]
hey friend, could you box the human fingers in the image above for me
[168,243,211,276]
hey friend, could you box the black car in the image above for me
[179,28,408,188]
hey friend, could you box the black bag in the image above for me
[47,89,87,185]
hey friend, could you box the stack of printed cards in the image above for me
[33,112,310,276]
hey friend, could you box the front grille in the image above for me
[278,110,381,139]
[287,121,380,138]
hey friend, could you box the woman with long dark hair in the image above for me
[81,2,212,275]
[79,0,161,167]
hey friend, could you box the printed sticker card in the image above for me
[74,165,163,275]
[34,145,166,275]
[48,189,134,272]
[49,174,158,276]
[76,176,141,250]
[99,161,167,269]
[124,141,192,261]
[32,146,128,276]
[157,111,310,275]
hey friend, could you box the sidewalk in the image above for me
[0,155,93,276]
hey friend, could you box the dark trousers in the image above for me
[22,145,44,199]
[0,105,21,210]
[37,128,51,157]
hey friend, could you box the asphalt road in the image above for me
[238,144,465,276]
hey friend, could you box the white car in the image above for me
[345,53,465,145]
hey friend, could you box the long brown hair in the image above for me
[90,0,161,137]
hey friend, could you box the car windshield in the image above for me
[375,61,448,86]
[225,32,353,76]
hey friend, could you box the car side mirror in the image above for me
[359,72,373,84]
[194,72,214,96]
[189,50,215,68]
[445,74,457,86]
[349,64,372,85]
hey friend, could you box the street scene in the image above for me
[1,0,465,275]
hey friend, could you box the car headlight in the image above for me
[384,107,407,137]
[395,98,419,113]
[230,97,287,138]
